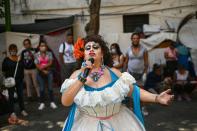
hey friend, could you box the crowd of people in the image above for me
[0,32,196,130]
[1,39,58,124]
[109,33,196,103]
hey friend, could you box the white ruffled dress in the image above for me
[60,72,145,131]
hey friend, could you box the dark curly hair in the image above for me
[84,35,113,67]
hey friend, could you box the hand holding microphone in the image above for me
[83,58,94,78]
[78,58,95,84]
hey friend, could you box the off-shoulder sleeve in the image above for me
[60,78,78,93]
[119,72,136,85]
[73,72,136,107]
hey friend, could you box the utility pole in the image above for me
[5,0,11,31]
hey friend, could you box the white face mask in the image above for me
[110,48,117,54]
[40,47,46,52]
[9,51,17,56]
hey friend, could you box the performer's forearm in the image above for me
[61,80,84,106]
[140,88,158,103]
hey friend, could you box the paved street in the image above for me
[1,89,197,131]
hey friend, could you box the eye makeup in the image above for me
[85,42,100,51]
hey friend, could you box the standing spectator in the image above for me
[2,44,28,121]
[21,39,40,100]
[177,44,190,69]
[173,64,195,101]
[176,44,196,78]
[125,33,149,115]
[125,33,149,87]
[110,43,125,72]
[35,41,57,110]
[164,42,178,77]
[59,34,77,81]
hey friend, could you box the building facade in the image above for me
[1,0,197,52]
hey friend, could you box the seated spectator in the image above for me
[110,43,125,72]
[144,64,162,94]
[164,42,178,77]
[173,64,195,101]
[162,77,173,91]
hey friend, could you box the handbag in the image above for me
[3,60,19,88]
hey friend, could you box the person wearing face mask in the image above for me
[34,41,57,110]
[110,43,125,72]
[2,44,28,124]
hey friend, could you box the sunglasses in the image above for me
[85,44,100,51]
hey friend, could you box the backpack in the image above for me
[62,42,66,55]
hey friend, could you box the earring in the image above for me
[101,56,105,67]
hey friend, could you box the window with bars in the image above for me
[123,14,149,33]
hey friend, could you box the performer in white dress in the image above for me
[61,35,174,131]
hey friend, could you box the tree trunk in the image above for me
[85,0,101,36]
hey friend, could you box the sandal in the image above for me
[17,118,29,126]
[8,115,29,126]
[8,115,18,124]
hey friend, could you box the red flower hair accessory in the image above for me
[74,37,85,60]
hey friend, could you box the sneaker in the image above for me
[50,102,57,109]
[21,110,28,117]
[142,107,149,116]
[38,103,45,110]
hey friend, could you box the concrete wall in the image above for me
[2,0,196,24]
[1,0,196,53]
[0,33,6,86]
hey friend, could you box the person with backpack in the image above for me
[59,34,77,81]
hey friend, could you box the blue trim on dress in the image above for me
[62,70,144,131]
[132,84,144,125]
[62,103,77,131]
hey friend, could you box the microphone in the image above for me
[83,58,94,78]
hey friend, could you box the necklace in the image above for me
[89,65,105,82]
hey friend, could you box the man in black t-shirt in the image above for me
[21,39,40,100]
